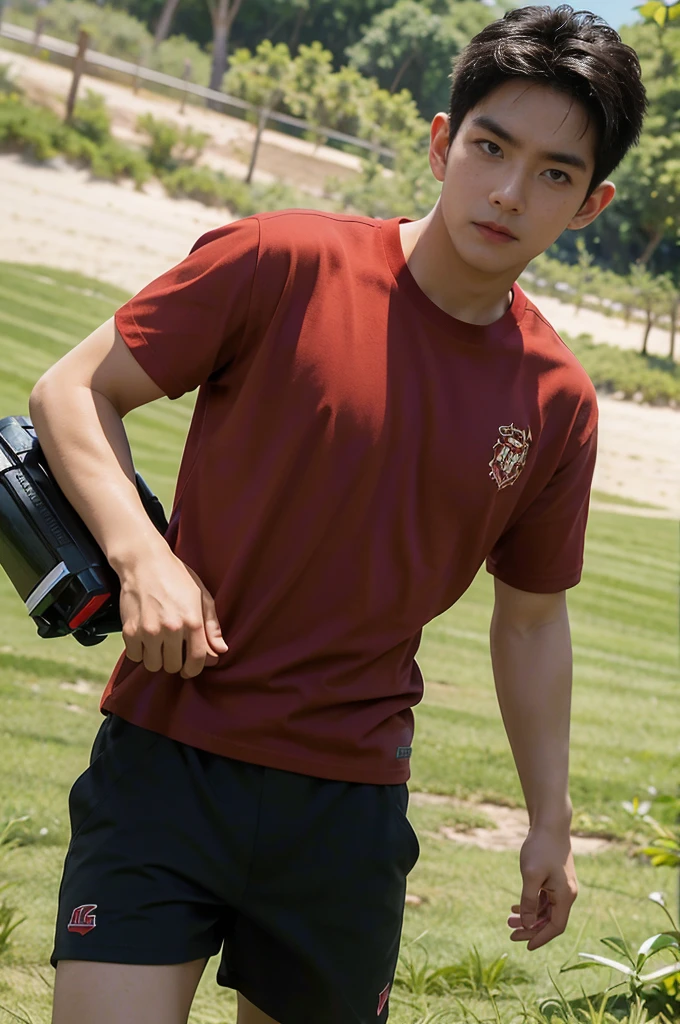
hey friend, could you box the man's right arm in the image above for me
[29,316,167,574]
[28,316,228,677]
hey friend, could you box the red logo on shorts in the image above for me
[67,904,97,935]
[377,983,390,1015]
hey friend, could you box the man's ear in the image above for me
[429,112,450,183]
[566,180,616,231]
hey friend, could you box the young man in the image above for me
[29,5,647,1023]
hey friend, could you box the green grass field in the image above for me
[0,261,678,1023]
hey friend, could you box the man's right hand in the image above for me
[118,550,229,680]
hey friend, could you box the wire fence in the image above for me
[0,20,396,161]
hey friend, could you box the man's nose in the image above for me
[488,173,526,215]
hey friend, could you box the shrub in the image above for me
[251,179,320,213]
[0,94,62,159]
[160,165,327,216]
[30,0,150,63]
[160,165,257,213]
[328,144,440,220]
[566,333,680,405]
[70,89,111,145]
[0,93,153,186]
[0,61,22,97]
[89,138,153,187]
[136,112,208,172]
[58,126,99,165]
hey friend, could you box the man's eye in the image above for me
[546,168,571,184]
[478,140,502,157]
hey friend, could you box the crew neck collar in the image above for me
[380,215,528,346]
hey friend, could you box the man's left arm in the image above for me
[490,576,578,951]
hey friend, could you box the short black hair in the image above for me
[448,4,648,199]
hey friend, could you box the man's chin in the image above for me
[456,245,528,278]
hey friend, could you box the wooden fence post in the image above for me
[178,58,192,114]
[132,43,144,95]
[32,13,45,53]
[64,28,89,124]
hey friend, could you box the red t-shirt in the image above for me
[101,210,598,784]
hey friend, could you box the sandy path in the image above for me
[592,396,679,515]
[0,152,678,516]
[0,152,232,289]
[521,292,676,363]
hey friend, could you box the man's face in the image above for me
[431,79,611,273]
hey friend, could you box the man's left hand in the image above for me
[507,827,578,950]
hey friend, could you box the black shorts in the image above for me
[51,714,420,1023]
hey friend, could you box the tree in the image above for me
[617,2,680,265]
[346,0,441,95]
[345,0,500,118]
[285,0,310,53]
[613,133,680,266]
[153,0,182,47]
[572,236,595,314]
[223,39,294,180]
[628,265,675,354]
[285,40,336,146]
[220,0,397,70]
[359,83,427,152]
[207,0,245,96]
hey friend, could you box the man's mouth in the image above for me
[473,221,518,242]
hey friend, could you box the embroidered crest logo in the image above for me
[489,424,532,490]
[67,904,97,935]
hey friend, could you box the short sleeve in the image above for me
[486,424,598,593]
[114,216,260,400]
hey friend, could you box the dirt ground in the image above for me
[0,40,679,518]
[410,792,613,855]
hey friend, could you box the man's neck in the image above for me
[398,203,524,326]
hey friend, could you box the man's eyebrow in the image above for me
[470,114,588,172]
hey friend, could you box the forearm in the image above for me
[490,600,573,828]
[28,382,168,576]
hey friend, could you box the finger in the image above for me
[521,893,573,950]
[201,593,229,656]
[142,636,163,673]
[180,622,210,679]
[122,630,143,664]
[510,930,541,942]
[527,920,565,950]
[508,913,550,934]
[534,893,571,943]
[182,564,228,655]
[537,888,553,917]
[508,913,548,928]
[161,631,185,675]
[519,875,542,929]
